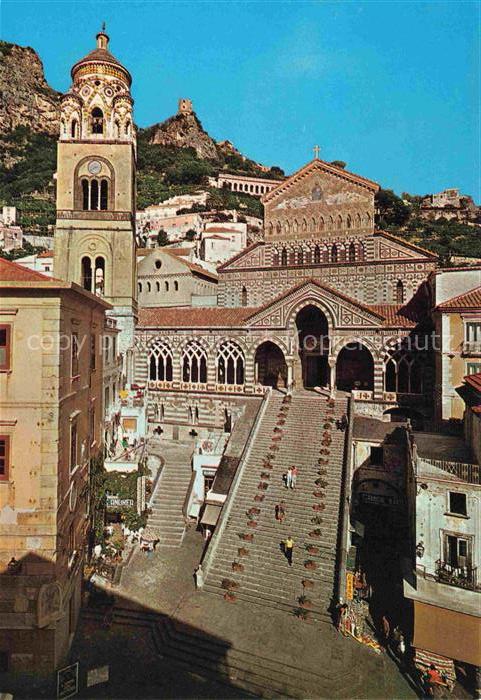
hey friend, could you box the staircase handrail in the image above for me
[336,393,355,603]
[201,387,272,576]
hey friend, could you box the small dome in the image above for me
[71,30,132,86]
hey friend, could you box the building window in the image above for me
[90,334,96,371]
[217,341,245,385]
[396,280,405,304]
[81,178,109,211]
[70,422,78,473]
[71,332,79,378]
[156,281,160,292]
[138,282,142,293]
[313,245,321,264]
[91,107,104,134]
[241,286,248,306]
[174,280,179,291]
[165,281,169,292]
[0,325,11,371]
[147,281,151,293]
[281,248,288,266]
[444,533,470,569]
[149,341,173,382]
[467,362,481,375]
[71,119,78,139]
[449,492,467,516]
[348,242,356,262]
[331,244,338,263]
[0,435,10,481]
[182,341,207,383]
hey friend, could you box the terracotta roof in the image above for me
[0,257,111,308]
[138,306,258,328]
[262,158,379,204]
[436,286,481,311]
[464,372,481,394]
[167,247,192,256]
[0,257,64,285]
[374,231,438,259]
[136,248,154,257]
[368,304,421,328]
[37,251,53,258]
[163,250,218,281]
[204,226,242,233]
[203,234,232,240]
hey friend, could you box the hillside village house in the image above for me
[0,258,109,673]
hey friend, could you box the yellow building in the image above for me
[54,27,137,356]
[431,268,481,424]
[0,258,109,673]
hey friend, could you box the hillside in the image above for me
[0,40,479,265]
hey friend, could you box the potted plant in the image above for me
[317,468,328,475]
[232,562,244,572]
[272,434,282,442]
[258,482,269,490]
[323,423,331,430]
[254,494,265,502]
[304,560,318,570]
[221,578,238,590]
[302,579,314,589]
[273,426,283,434]
[311,515,323,525]
[262,462,273,470]
[239,533,254,542]
[247,507,260,516]
[313,491,324,498]
[224,591,237,602]
[238,547,249,557]
[270,444,279,452]
[260,472,271,480]
[247,520,258,528]
[298,595,313,609]
[277,418,286,426]
[309,528,322,539]
[316,478,328,488]
[319,449,329,455]
[312,503,325,512]
[293,607,310,621]
[306,544,320,555]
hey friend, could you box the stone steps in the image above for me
[204,392,347,618]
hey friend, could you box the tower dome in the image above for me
[71,27,132,87]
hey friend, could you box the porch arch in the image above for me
[254,341,287,388]
[335,342,374,392]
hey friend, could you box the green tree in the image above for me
[156,229,169,246]
[185,229,197,241]
[376,188,411,228]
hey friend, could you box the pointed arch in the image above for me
[348,241,356,262]
[396,280,405,304]
[281,247,288,266]
[319,216,324,231]
[182,341,208,383]
[331,244,338,263]
[313,244,321,264]
[91,107,104,135]
[337,215,343,230]
[148,340,173,382]
[297,247,304,265]
[217,341,245,385]
[241,285,248,306]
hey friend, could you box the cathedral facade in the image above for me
[135,160,437,432]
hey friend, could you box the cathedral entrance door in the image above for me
[295,305,329,389]
[254,341,288,389]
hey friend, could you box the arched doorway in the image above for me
[295,305,329,388]
[254,341,287,389]
[336,342,374,392]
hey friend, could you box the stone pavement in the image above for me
[70,526,418,699]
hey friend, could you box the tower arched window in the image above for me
[156,281,160,292]
[298,247,304,265]
[356,213,362,228]
[276,222,281,235]
[241,286,248,306]
[174,281,179,291]
[319,217,324,231]
[138,282,142,293]
[346,215,352,229]
[310,217,316,233]
[91,107,104,135]
[396,280,405,304]
[90,179,99,210]
[82,179,89,210]
[281,247,288,266]
[284,220,290,235]
[100,180,108,210]
[348,242,356,262]
[182,342,207,384]
[71,119,78,139]
[337,215,343,230]
[302,218,307,232]
[293,220,299,234]
[94,257,105,296]
[147,281,151,292]
[81,256,92,292]
[115,120,121,139]
[125,120,131,136]
[217,341,245,385]
[331,244,338,263]
[165,281,169,292]
[149,341,173,382]
[314,245,321,264]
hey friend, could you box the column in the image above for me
[373,357,384,400]
[328,357,336,395]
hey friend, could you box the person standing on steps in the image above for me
[194,564,204,589]
[284,535,294,566]
[285,467,293,489]
[291,466,298,489]
[275,501,286,523]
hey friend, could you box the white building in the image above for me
[404,431,481,680]
[136,193,208,236]
[14,251,54,275]
[200,222,248,264]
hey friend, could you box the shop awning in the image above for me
[413,601,481,666]
[200,504,221,527]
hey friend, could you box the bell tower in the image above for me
[54,27,137,354]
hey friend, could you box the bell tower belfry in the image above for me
[54,27,137,354]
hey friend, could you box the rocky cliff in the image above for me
[0,41,60,139]
[148,111,219,160]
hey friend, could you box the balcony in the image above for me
[435,560,478,591]
[462,340,481,356]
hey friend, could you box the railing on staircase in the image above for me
[336,394,355,604]
[201,387,272,578]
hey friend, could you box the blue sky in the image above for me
[2,1,479,198]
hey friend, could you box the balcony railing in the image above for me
[435,560,478,590]
[462,340,481,356]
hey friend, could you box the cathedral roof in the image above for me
[262,158,379,204]
[138,306,258,328]
[436,285,481,311]
[374,231,438,260]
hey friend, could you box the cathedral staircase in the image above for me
[203,391,348,621]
